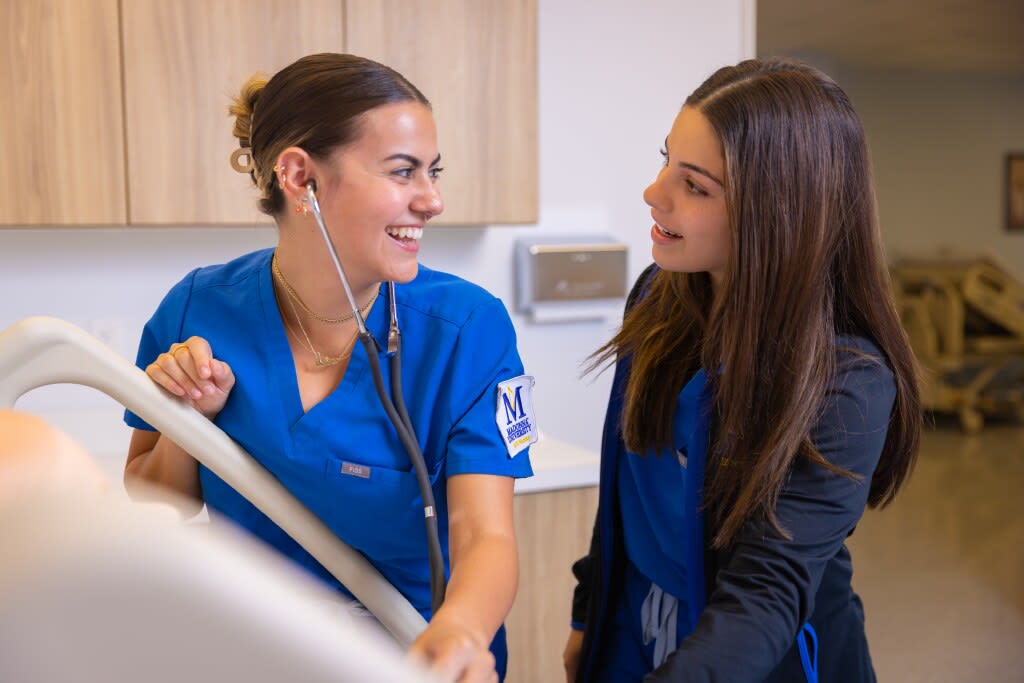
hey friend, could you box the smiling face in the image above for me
[643,106,730,285]
[311,101,444,287]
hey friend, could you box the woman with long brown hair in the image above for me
[564,58,920,682]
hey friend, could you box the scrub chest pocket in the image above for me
[323,456,445,562]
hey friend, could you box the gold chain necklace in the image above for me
[271,251,378,324]
[279,285,358,368]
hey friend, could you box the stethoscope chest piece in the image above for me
[387,283,400,355]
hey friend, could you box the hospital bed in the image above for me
[0,316,433,681]
[891,254,1024,432]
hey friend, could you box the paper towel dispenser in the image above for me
[516,236,628,322]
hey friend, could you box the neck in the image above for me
[273,244,380,322]
[273,271,365,372]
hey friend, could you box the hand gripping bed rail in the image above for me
[0,316,428,647]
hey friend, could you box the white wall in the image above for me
[0,0,750,468]
[838,69,1024,272]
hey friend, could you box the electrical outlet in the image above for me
[87,318,131,357]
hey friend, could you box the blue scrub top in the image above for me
[617,368,711,632]
[126,248,534,620]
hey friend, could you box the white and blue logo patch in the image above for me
[495,375,537,458]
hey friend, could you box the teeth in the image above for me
[385,226,423,240]
[656,223,682,238]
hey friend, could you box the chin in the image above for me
[651,248,721,277]
[388,260,420,284]
[651,249,688,273]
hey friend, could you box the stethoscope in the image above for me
[304,181,446,614]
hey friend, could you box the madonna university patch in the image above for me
[495,375,537,458]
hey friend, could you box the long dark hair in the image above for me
[229,53,429,215]
[593,58,921,548]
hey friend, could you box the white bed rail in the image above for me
[0,316,427,646]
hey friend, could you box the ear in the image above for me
[274,147,318,206]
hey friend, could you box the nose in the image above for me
[414,177,444,220]
[643,167,670,212]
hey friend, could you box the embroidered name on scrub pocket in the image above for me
[341,462,371,479]
[495,375,538,458]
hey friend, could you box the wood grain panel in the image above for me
[121,1,344,225]
[346,0,538,225]
[0,0,125,225]
[506,486,598,683]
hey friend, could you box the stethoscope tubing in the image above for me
[305,183,368,337]
[305,181,446,614]
[358,330,446,613]
[389,340,447,612]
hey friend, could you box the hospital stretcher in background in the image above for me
[0,316,435,682]
[891,252,1024,433]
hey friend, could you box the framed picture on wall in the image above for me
[1008,152,1024,231]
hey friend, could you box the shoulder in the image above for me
[833,334,896,399]
[397,265,509,329]
[812,334,897,451]
[186,249,271,293]
[154,249,270,313]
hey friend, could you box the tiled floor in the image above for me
[848,420,1024,682]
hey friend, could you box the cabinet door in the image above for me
[1,0,125,225]
[506,487,599,683]
[346,0,538,225]
[121,1,344,225]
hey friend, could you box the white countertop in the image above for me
[515,434,600,494]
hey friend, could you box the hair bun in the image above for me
[229,74,269,149]
[228,74,269,179]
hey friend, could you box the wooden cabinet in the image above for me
[120,0,344,225]
[346,0,539,225]
[1,1,537,227]
[506,486,598,683]
[1,0,126,225]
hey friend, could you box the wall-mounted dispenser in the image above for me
[515,236,628,323]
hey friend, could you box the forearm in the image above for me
[124,433,202,512]
[434,531,519,644]
[648,595,799,682]
[571,512,600,627]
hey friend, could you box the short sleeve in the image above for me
[123,270,197,431]
[443,298,535,479]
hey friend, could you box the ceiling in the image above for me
[757,0,1024,76]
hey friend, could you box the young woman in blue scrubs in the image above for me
[123,53,535,683]
[563,58,921,682]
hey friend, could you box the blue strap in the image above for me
[797,622,819,683]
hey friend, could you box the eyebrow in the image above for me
[679,161,723,187]
[664,137,723,187]
[383,153,443,168]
